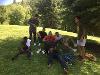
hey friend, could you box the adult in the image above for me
[74,16,87,59]
[28,14,39,45]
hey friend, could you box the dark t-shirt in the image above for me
[20,40,28,51]
[28,18,39,31]
[39,31,47,39]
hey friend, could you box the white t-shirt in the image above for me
[55,35,62,41]
[26,39,31,47]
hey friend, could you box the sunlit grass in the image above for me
[0,25,100,75]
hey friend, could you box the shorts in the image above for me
[77,39,86,46]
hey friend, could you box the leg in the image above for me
[81,46,85,59]
[29,30,32,40]
[48,52,54,68]
[55,53,68,74]
[12,51,23,60]
[38,37,42,44]
[44,42,49,54]
[26,51,32,59]
[33,27,36,43]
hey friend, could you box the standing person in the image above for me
[28,14,39,45]
[74,16,87,60]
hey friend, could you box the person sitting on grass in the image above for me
[43,31,56,54]
[12,37,32,61]
[55,32,63,45]
[36,27,47,54]
[59,37,77,64]
[42,32,68,74]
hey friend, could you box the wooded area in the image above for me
[0,0,100,36]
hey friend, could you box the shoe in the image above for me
[42,50,45,54]
[64,68,68,74]
[31,52,33,55]
[73,49,77,52]
[36,49,41,54]
[38,43,41,46]
[34,43,36,46]
[48,64,51,69]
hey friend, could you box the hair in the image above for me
[42,27,45,30]
[48,31,52,35]
[55,32,59,34]
[75,16,81,20]
[23,36,27,40]
[35,14,39,17]
[22,36,28,45]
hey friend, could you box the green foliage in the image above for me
[0,25,100,75]
[8,4,30,25]
[36,0,60,28]
[62,0,100,36]
[0,6,7,24]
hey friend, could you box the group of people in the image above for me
[12,14,96,74]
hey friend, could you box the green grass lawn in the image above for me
[0,25,100,75]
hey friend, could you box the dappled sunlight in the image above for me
[0,25,100,75]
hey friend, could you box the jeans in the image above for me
[29,29,36,43]
[48,52,68,69]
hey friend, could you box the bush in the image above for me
[8,5,28,25]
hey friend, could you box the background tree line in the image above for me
[0,0,100,36]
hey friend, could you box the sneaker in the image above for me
[73,49,77,52]
[64,68,68,74]
[36,49,41,54]
[42,50,45,54]
[38,43,41,46]
[34,43,36,46]
[31,52,33,55]
[48,64,51,69]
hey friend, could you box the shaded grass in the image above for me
[0,25,100,75]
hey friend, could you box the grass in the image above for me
[0,25,100,75]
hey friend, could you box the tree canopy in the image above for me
[0,0,100,36]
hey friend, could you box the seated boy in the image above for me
[43,32,68,74]
[37,28,47,54]
[55,32,63,44]
[12,37,32,61]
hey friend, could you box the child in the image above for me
[36,28,47,54]
[12,37,32,61]
[55,32,63,43]
[43,31,56,54]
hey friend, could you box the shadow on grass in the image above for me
[0,37,100,75]
[0,37,21,60]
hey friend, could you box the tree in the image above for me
[36,0,60,28]
[62,0,100,36]
[0,6,7,24]
[8,5,27,25]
